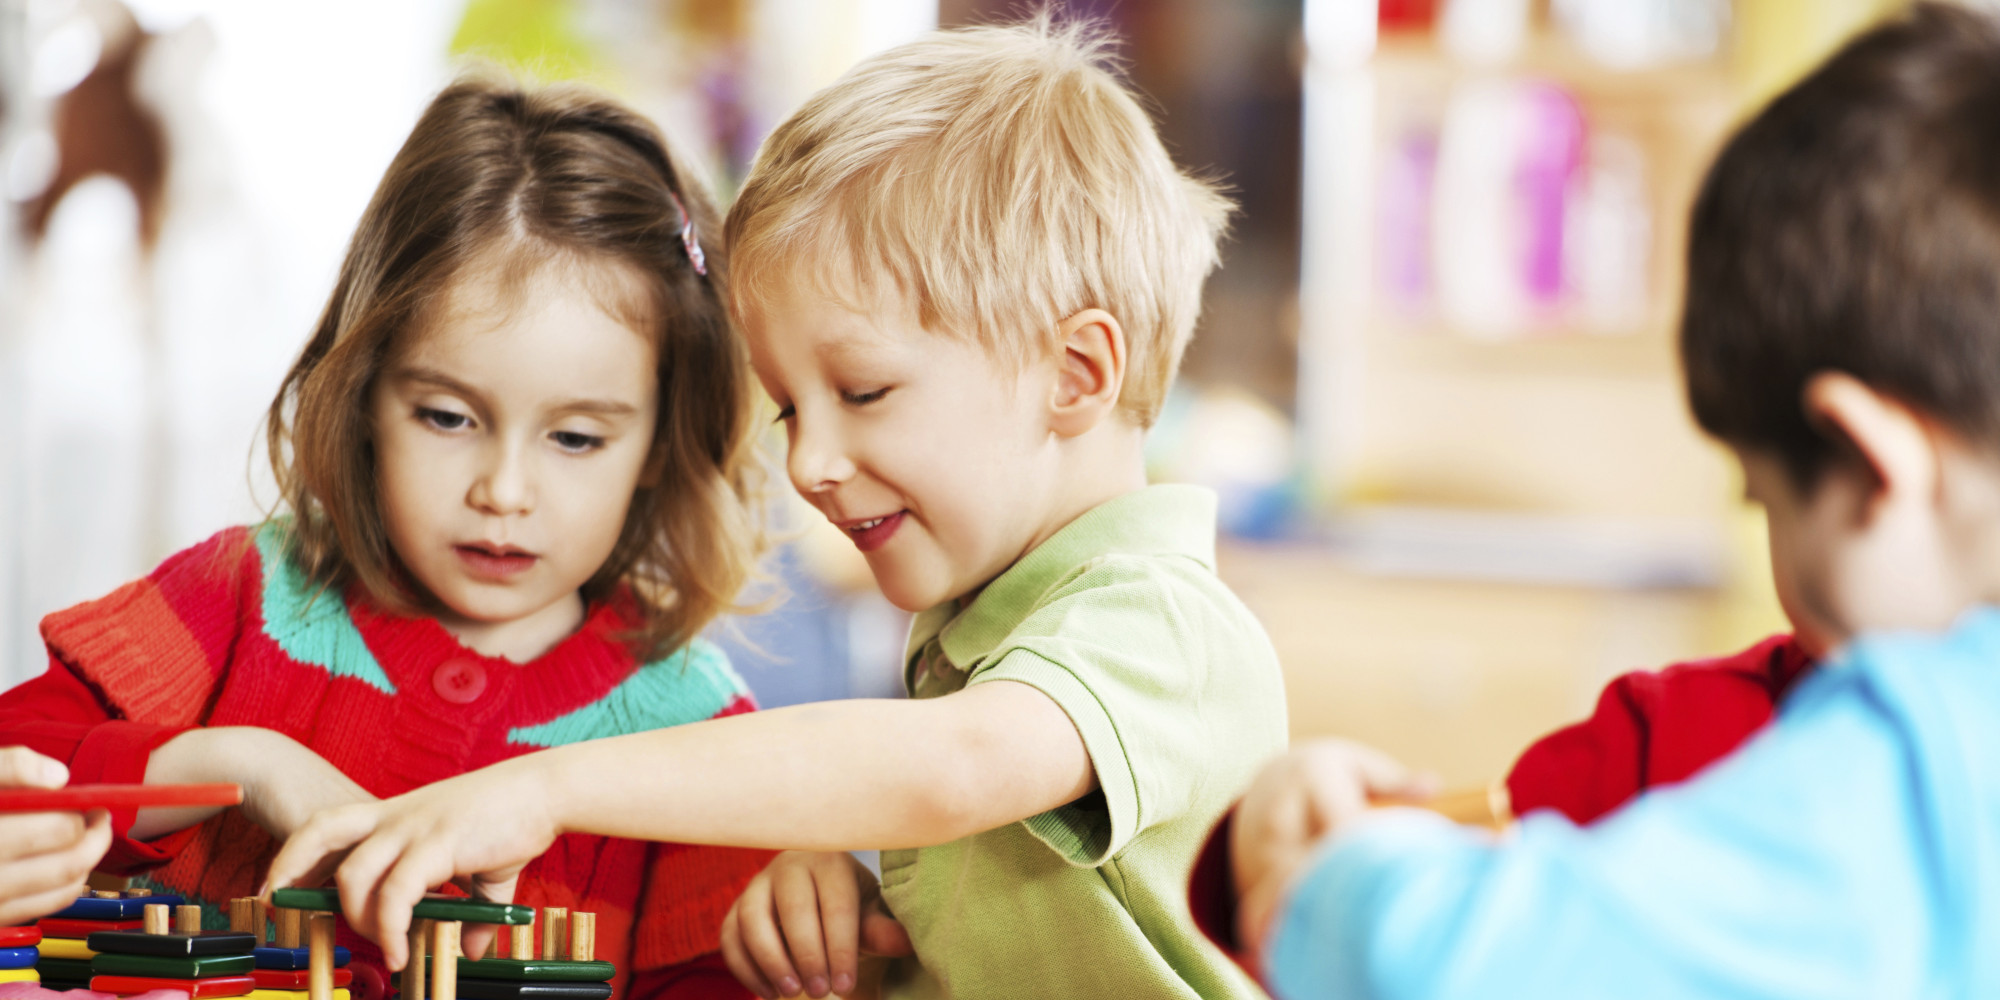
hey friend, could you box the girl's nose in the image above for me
[469,440,535,515]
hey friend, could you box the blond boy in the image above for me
[269,18,1285,999]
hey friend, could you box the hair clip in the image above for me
[668,191,708,276]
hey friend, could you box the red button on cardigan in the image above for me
[432,657,488,704]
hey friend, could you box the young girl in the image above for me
[0,75,772,1000]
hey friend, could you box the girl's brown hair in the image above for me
[265,73,763,660]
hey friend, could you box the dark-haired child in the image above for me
[1222,4,2000,995]
[0,76,773,1000]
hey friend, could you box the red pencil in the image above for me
[0,784,241,813]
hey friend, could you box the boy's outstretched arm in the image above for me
[266,680,1092,967]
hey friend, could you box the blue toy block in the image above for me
[254,946,351,971]
[0,947,37,970]
[49,895,186,921]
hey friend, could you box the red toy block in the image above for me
[90,974,256,998]
[0,928,39,948]
[39,918,144,937]
[253,968,354,990]
[0,784,241,813]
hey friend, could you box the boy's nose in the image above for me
[786,422,857,496]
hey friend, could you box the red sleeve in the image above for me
[1504,634,1813,825]
[0,654,198,871]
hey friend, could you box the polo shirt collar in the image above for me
[910,484,1218,669]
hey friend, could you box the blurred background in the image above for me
[0,0,1955,790]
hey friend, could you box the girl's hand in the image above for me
[262,759,561,970]
[1230,740,1435,964]
[136,728,377,842]
[720,852,911,1000]
[0,747,112,925]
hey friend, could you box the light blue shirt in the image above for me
[1268,607,2000,999]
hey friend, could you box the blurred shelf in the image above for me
[1373,32,1739,102]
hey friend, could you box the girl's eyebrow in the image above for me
[391,365,483,399]
[393,365,639,417]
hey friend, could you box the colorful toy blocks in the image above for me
[88,974,257,998]
[0,968,40,985]
[0,947,39,971]
[269,889,535,927]
[254,948,354,972]
[34,888,176,990]
[0,928,40,949]
[50,893,187,921]
[74,900,263,997]
[253,967,355,990]
[87,931,260,957]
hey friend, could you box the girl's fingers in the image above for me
[770,861,831,997]
[735,872,802,998]
[368,843,450,971]
[813,857,862,996]
[720,903,778,1000]
[266,804,380,897]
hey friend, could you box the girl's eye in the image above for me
[552,430,605,452]
[842,388,890,406]
[418,407,470,431]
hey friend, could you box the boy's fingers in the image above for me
[720,905,778,1000]
[858,898,912,958]
[0,746,68,789]
[0,811,88,861]
[811,858,862,995]
[735,875,802,997]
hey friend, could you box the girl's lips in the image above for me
[454,544,536,579]
[846,511,905,552]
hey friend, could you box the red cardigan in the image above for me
[0,525,772,1000]
[1504,633,1815,823]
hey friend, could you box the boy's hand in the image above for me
[262,759,559,969]
[720,851,912,1000]
[0,747,112,925]
[1231,740,1435,963]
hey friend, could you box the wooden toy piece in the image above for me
[0,783,242,813]
[253,947,351,972]
[307,913,336,1000]
[54,894,187,921]
[245,989,352,1000]
[506,924,532,962]
[0,968,39,985]
[537,910,566,963]
[276,908,302,950]
[179,904,204,934]
[566,914,593,964]
[126,889,153,898]
[0,947,37,970]
[231,898,257,935]
[430,922,460,1000]
[0,927,39,948]
[145,904,172,936]
[253,967,354,990]
[88,931,260,957]
[91,952,257,978]
[94,891,121,900]
[450,980,612,1000]
[403,919,430,1000]
[36,937,98,961]
[90,973,256,997]
[450,959,614,983]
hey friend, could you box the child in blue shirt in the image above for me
[1220,4,2000,997]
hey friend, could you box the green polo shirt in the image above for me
[877,485,1288,999]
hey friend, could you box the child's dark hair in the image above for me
[1682,1,2000,482]
[265,72,764,659]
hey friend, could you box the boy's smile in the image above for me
[740,280,1080,613]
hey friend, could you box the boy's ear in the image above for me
[1048,308,1126,438]
[1801,372,1939,517]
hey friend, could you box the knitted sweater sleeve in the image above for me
[0,527,258,870]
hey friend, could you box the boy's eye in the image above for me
[418,407,471,431]
[842,388,890,406]
[551,430,605,452]
[773,404,796,424]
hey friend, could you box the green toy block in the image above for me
[35,958,95,981]
[93,953,257,979]
[455,958,616,983]
[269,888,533,926]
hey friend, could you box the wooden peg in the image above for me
[177,904,202,934]
[539,908,567,961]
[253,898,270,944]
[308,913,336,1000]
[508,924,533,961]
[568,912,594,963]
[94,890,122,899]
[429,921,459,1000]
[276,907,302,949]
[401,919,429,1000]
[230,899,255,935]
[125,888,152,898]
[144,903,170,935]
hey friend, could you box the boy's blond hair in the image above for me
[725,14,1234,426]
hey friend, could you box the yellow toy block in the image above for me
[0,969,40,984]
[36,937,97,961]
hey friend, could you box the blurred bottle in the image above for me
[1440,0,1533,64]
[1554,0,1730,69]
[1379,0,1440,32]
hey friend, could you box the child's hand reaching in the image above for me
[262,757,561,969]
[135,728,377,843]
[0,747,111,925]
[720,851,912,1000]
[1230,739,1436,965]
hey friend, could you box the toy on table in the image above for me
[0,785,240,814]
[85,901,258,997]
[264,891,609,1000]
[32,889,186,990]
